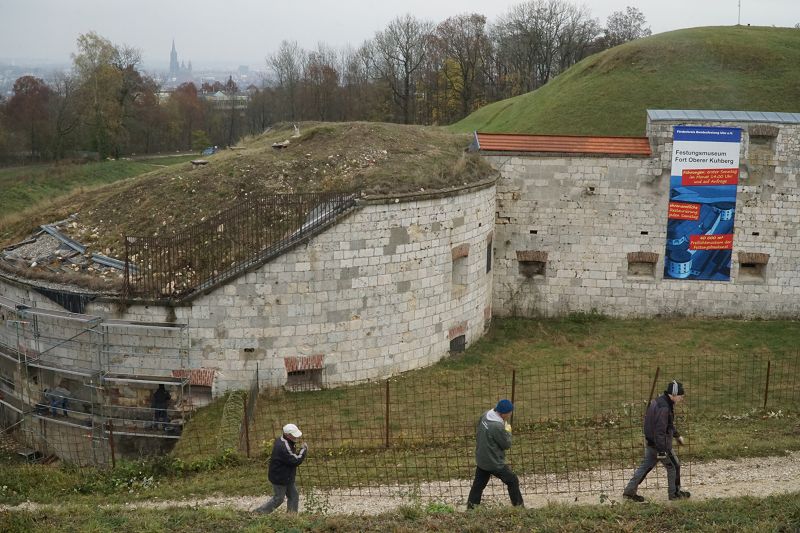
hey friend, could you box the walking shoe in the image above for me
[669,490,691,500]
[622,493,646,502]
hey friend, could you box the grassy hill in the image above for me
[451,26,800,136]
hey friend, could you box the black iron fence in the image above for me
[123,192,357,299]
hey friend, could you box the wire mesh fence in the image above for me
[164,351,800,501]
[3,350,799,502]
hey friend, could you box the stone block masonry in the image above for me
[490,118,800,319]
[21,183,496,393]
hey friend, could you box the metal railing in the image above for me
[123,192,357,300]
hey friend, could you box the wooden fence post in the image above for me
[648,367,661,403]
[106,420,116,469]
[385,380,390,448]
[510,369,517,425]
[242,392,250,458]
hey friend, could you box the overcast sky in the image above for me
[1,0,798,70]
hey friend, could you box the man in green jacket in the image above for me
[467,399,524,508]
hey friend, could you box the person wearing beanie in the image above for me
[467,399,524,508]
[623,380,690,502]
[254,423,308,514]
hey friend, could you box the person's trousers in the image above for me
[254,482,299,513]
[467,465,524,507]
[50,398,67,416]
[624,445,681,496]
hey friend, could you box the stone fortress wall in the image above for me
[3,112,800,394]
[2,183,496,392]
[489,114,800,318]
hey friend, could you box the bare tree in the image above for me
[49,73,79,159]
[268,40,305,121]
[367,14,434,124]
[491,0,598,95]
[433,13,491,119]
[605,6,651,47]
[304,43,340,121]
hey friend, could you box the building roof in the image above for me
[648,109,800,124]
[473,132,651,156]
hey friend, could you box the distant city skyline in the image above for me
[1,0,798,70]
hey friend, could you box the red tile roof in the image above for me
[474,132,651,156]
[284,355,325,372]
[172,368,216,387]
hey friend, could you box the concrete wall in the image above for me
[490,119,800,318]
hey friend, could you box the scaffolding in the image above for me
[0,294,193,466]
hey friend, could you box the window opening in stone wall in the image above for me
[626,252,658,279]
[286,369,323,391]
[449,335,466,354]
[745,125,778,185]
[737,252,769,283]
[451,244,470,296]
[516,250,547,279]
[486,238,493,273]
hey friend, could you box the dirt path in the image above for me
[4,451,800,515]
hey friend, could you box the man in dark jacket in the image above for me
[255,423,308,514]
[623,380,690,502]
[467,399,524,508]
[151,384,171,429]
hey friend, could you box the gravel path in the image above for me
[4,451,800,515]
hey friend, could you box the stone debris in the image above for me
[1,217,128,291]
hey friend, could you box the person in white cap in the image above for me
[254,423,308,514]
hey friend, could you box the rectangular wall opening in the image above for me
[516,250,547,279]
[449,335,466,354]
[737,252,769,283]
[286,369,323,391]
[626,252,658,279]
[451,244,470,296]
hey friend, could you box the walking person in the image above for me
[467,399,524,508]
[255,423,308,514]
[623,380,690,502]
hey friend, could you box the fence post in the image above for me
[123,237,130,297]
[510,369,517,425]
[763,360,771,410]
[385,379,390,448]
[106,420,116,469]
[242,392,251,458]
[648,367,661,402]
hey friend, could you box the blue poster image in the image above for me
[663,126,741,281]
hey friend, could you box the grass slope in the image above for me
[2,493,799,532]
[0,156,195,218]
[451,26,800,136]
[0,123,492,258]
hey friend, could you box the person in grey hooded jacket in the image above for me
[467,399,524,508]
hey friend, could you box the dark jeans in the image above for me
[624,445,682,497]
[50,398,68,416]
[254,482,299,514]
[467,465,524,508]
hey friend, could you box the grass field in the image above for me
[451,26,800,136]
[0,155,196,244]
[2,492,799,532]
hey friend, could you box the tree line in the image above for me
[0,1,650,163]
